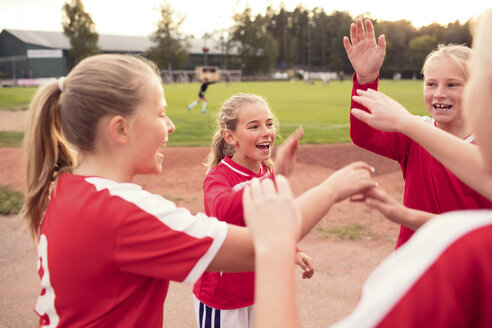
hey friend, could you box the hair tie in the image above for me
[58,77,65,92]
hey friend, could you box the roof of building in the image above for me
[2,29,236,55]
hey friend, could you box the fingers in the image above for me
[349,161,375,174]
[364,19,375,40]
[343,36,352,54]
[356,18,365,43]
[378,34,386,52]
[350,108,373,124]
[349,22,358,45]
[275,174,294,199]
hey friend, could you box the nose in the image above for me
[434,85,447,98]
[166,117,175,134]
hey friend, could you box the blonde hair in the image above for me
[21,54,160,240]
[206,93,278,173]
[422,44,473,80]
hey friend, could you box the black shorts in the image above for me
[198,91,205,98]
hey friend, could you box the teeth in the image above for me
[434,104,451,111]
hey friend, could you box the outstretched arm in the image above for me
[360,188,434,230]
[296,161,378,237]
[343,19,386,84]
[352,88,492,201]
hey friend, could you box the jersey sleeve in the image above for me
[113,188,228,285]
[331,211,492,328]
[204,171,246,225]
[350,73,411,163]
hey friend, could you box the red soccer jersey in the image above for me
[332,210,492,328]
[35,173,227,327]
[193,156,272,309]
[350,75,492,248]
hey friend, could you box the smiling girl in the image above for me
[193,93,314,328]
[344,19,492,248]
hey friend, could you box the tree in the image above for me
[147,3,188,71]
[62,0,99,63]
[232,7,278,75]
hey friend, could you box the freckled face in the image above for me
[129,78,175,176]
[228,102,276,173]
[423,57,466,128]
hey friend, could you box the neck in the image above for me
[73,152,134,182]
[436,119,471,139]
[230,154,261,174]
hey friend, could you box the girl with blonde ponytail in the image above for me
[194,93,315,328]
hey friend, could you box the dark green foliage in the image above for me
[62,0,100,63]
[147,4,189,71]
[0,185,24,215]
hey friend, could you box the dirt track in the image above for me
[0,110,404,327]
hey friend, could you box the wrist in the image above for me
[356,73,379,85]
[320,179,339,203]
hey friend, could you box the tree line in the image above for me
[63,0,473,78]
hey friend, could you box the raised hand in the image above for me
[343,19,386,84]
[243,175,301,248]
[295,252,314,279]
[274,127,304,177]
[351,88,414,132]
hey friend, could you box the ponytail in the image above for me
[206,129,234,173]
[20,80,75,241]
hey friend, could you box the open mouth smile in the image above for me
[433,103,452,112]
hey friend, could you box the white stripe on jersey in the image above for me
[331,210,492,328]
[221,159,251,177]
[85,177,228,284]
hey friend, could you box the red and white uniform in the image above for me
[35,173,227,328]
[331,210,492,328]
[193,156,272,309]
[350,75,492,248]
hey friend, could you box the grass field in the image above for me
[0,79,425,147]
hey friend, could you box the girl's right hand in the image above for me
[274,127,304,177]
[343,19,386,84]
[324,161,378,203]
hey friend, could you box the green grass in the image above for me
[316,223,370,240]
[0,87,37,110]
[0,185,24,215]
[165,79,425,146]
[0,131,24,147]
[0,79,425,147]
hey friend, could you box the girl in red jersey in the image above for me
[193,93,314,328]
[21,54,376,327]
[344,19,492,249]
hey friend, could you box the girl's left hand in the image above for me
[351,89,413,132]
[274,127,304,176]
[295,252,315,279]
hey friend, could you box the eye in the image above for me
[425,82,436,87]
[448,83,460,88]
[267,122,274,127]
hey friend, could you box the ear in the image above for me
[108,115,130,145]
[223,129,237,146]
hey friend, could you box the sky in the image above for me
[1,0,490,38]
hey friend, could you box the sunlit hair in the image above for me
[21,54,160,241]
[206,93,279,173]
[422,44,473,80]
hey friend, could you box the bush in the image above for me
[0,185,24,215]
